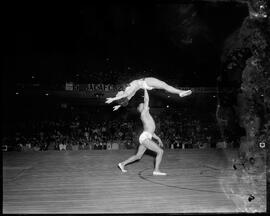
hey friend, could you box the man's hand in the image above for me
[153,133,163,147]
[143,82,153,90]
[157,138,163,148]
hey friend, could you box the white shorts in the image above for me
[139,131,152,144]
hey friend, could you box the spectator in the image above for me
[59,142,66,151]
[4,104,221,151]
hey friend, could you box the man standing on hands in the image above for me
[118,88,166,176]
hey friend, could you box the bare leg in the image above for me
[158,80,183,94]
[145,78,192,97]
[118,144,147,172]
[141,139,166,175]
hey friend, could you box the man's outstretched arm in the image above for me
[143,88,149,109]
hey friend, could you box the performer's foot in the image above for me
[118,163,127,173]
[153,171,167,176]
[179,90,192,97]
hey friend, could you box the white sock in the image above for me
[153,171,167,176]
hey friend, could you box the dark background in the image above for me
[2,2,249,135]
[3,2,248,85]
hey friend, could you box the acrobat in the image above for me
[106,77,192,111]
[118,87,166,176]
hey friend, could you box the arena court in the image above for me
[3,149,266,213]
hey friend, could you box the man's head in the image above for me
[137,103,144,113]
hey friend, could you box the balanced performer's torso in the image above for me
[141,109,155,134]
[134,78,154,90]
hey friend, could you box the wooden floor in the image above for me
[3,149,267,213]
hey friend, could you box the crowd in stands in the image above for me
[2,105,223,152]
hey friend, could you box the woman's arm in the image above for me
[106,81,139,104]
[105,91,131,104]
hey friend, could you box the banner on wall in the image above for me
[65,83,234,94]
[66,83,119,92]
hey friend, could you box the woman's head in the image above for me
[117,97,129,107]
[116,91,124,97]
[119,83,129,92]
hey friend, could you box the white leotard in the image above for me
[138,79,153,90]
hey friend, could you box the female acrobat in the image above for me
[106,77,192,111]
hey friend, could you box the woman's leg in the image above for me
[146,77,191,96]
